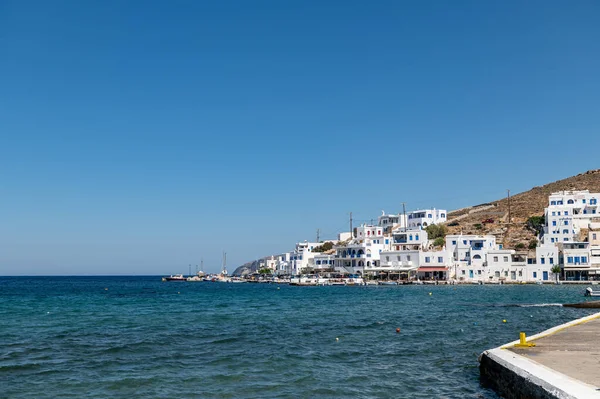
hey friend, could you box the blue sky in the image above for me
[1,1,599,275]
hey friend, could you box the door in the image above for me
[543,271,548,281]
[469,270,474,279]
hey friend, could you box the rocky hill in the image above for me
[445,169,600,248]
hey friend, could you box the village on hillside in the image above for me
[239,171,600,285]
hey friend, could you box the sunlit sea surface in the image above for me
[1,276,596,398]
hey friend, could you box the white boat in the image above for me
[584,287,600,297]
[378,281,398,286]
[290,274,319,286]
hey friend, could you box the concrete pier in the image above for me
[480,312,600,399]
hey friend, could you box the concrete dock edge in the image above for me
[479,312,600,399]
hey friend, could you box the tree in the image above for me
[526,215,545,236]
[551,265,561,283]
[515,243,526,250]
[474,223,483,230]
[433,237,445,247]
[258,268,272,274]
[425,224,448,240]
[528,239,538,250]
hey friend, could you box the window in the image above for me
[541,258,545,264]
[407,255,411,261]
[551,201,556,205]
[428,214,432,218]
[438,257,443,263]
[565,211,568,215]
[425,257,430,263]
[567,199,574,204]
[551,238,555,243]
[583,256,588,263]
[385,239,389,244]
[564,220,569,225]
[463,240,467,245]
[415,234,419,240]
[567,257,573,264]
[452,240,456,245]
[558,211,561,216]
[503,256,509,262]
[533,272,537,278]
[562,229,569,234]
[583,199,586,203]
[504,271,508,277]
[409,235,413,241]
[478,270,481,275]
[549,257,554,264]
[552,212,556,216]
[493,256,498,262]
[552,221,557,226]
[461,270,465,275]
[564,238,568,241]
[386,256,389,261]
[574,256,580,264]
[518,271,522,277]
[593,234,597,240]
[441,213,446,218]
[397,256,401,261]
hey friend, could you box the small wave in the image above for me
[516,303,563,307]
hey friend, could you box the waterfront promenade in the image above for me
[480,312,600,398]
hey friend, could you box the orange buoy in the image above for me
[396,328,401,333]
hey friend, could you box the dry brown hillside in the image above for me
[445,169,600,249]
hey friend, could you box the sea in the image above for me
[0,276,596,398]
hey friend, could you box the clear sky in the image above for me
[1,1,599,275]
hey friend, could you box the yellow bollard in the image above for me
[515,332,536,348]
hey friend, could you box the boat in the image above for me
[163,274,186,282]
[378,281,398,286]
[290,274,319,286]
[564,300,600,308]
[584,287,600,297]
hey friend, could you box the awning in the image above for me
[417,267,448,272]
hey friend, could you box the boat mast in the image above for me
[222,251,228,275]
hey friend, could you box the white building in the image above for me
[334,224,388,274]
[378,211,407,234]
[446,234,497,268]
[560,242,593,281]
[542,190,600,245]
[289,241,322,275]
[407,208,447,229]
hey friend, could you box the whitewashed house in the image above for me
[407,208,447,229]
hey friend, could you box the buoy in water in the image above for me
[429,292,432,296]
[336,337,339,341]
[396,328,401,333]
[503,319,507,323]
[178,292,180,294]
[105,288,108,290]
[277,287,280,290]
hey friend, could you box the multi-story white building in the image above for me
[542,190,600,244]
[335,224,388,274]
[378,211,407,234]
[289,241,322,274]
[407,208,447,229]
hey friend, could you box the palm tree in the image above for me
[551,265,561,283]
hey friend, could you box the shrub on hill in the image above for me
[312,241,334,253]
[425,224,448,240]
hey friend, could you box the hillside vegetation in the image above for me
[445,169,600,249]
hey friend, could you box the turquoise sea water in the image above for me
[1,277,596,398]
